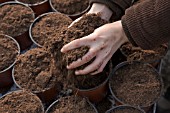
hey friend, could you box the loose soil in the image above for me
[14,48,62,92]
[48,95,96,113]
[32,13,72,46]
[110,62,162,106]
[120,42,167,63]
[46,14,109,90]
[0,35,18,71]
[110,107,143,113]
[17,0,45,4]
[96,97,113,113]
[0,4,34,37]
[0,90,44,113]
[51,0,89,15]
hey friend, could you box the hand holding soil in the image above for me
[61,20,128,75]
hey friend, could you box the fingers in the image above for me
[68,17,82,28]
[67,48,97,69]
[61,34,93,53]
[75,55,104,75]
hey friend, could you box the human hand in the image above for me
[61,20,128,75]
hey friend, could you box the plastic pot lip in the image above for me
[106,105,146,113]
[45,97,98,113]
[76,61,113,91]
[0,1,35,37]
[15,0,49,7]
[0,34,20,74]
[0,90,45,112]
[29,12,72,48]
[109,61,164,108]
[12,66,55,94]
[49,0,91,17]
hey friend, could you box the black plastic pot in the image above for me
[109,61,164,112]
[106,105,145,113]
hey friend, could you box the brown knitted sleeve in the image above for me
[122,0,170,49]
[89,0,133,20]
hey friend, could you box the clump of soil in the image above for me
[32,13,72,46]
[0,90,44,113]
[96,97,113,113]
[110,62,162,106]
[17,0,45,4]
[110,107,143,113]
[0,4,34,37]
[47,95,96,113]
[0,34,19,71]
[14,48,62,92]
[51,0,89,15]
[120,42,167,63]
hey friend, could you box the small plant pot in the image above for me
[45,95,98,113]
[0,0,13,4]
[106,105,145,113]
[29,12,72,47]
[0,90,44,113]
[120,42,168,68]
[15,0,51,16]
[74,62,113,103]
[0,34,20,88]
[0,1,35,51]
[109,61,164,112]
[12,48,63,104]
[49,0,90,20]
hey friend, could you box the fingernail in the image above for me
[75,71,79,75]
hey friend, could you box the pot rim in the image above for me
[45,96,98,113]
[29,12,72,47]
[49,0,91,17]
[106,105,146,113]
[109,61,164,108]
[15,0,49,7]
[0,1,35,37]
[0,90,45,112]
[0,34,20,73]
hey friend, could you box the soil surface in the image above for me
[120,42,167,63]
[32,13,72,46]
[0,90,44,113]
[51,0,89,15]
[48,95,96,113]
[110,62,162,107]
[0,35,18,71]
[111,107,143,113]
[17,0,45,4]
[0,4,34,37]
[14,48,62,92]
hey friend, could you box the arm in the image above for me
[122,0,170,49]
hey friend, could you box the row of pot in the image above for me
[0,0,90,18]
[0,89,149,113]
[0,33,164,112]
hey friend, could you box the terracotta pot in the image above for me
[74,61,113,103]
[0,0,13,4]
[49,0,90,20]
[0,90,44,112]
[0,1,35,51]
[45,96,98,113]
[106,105,145,113]
[15,0,51,17]
[0,34,20,88]
[109,61,164,112]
